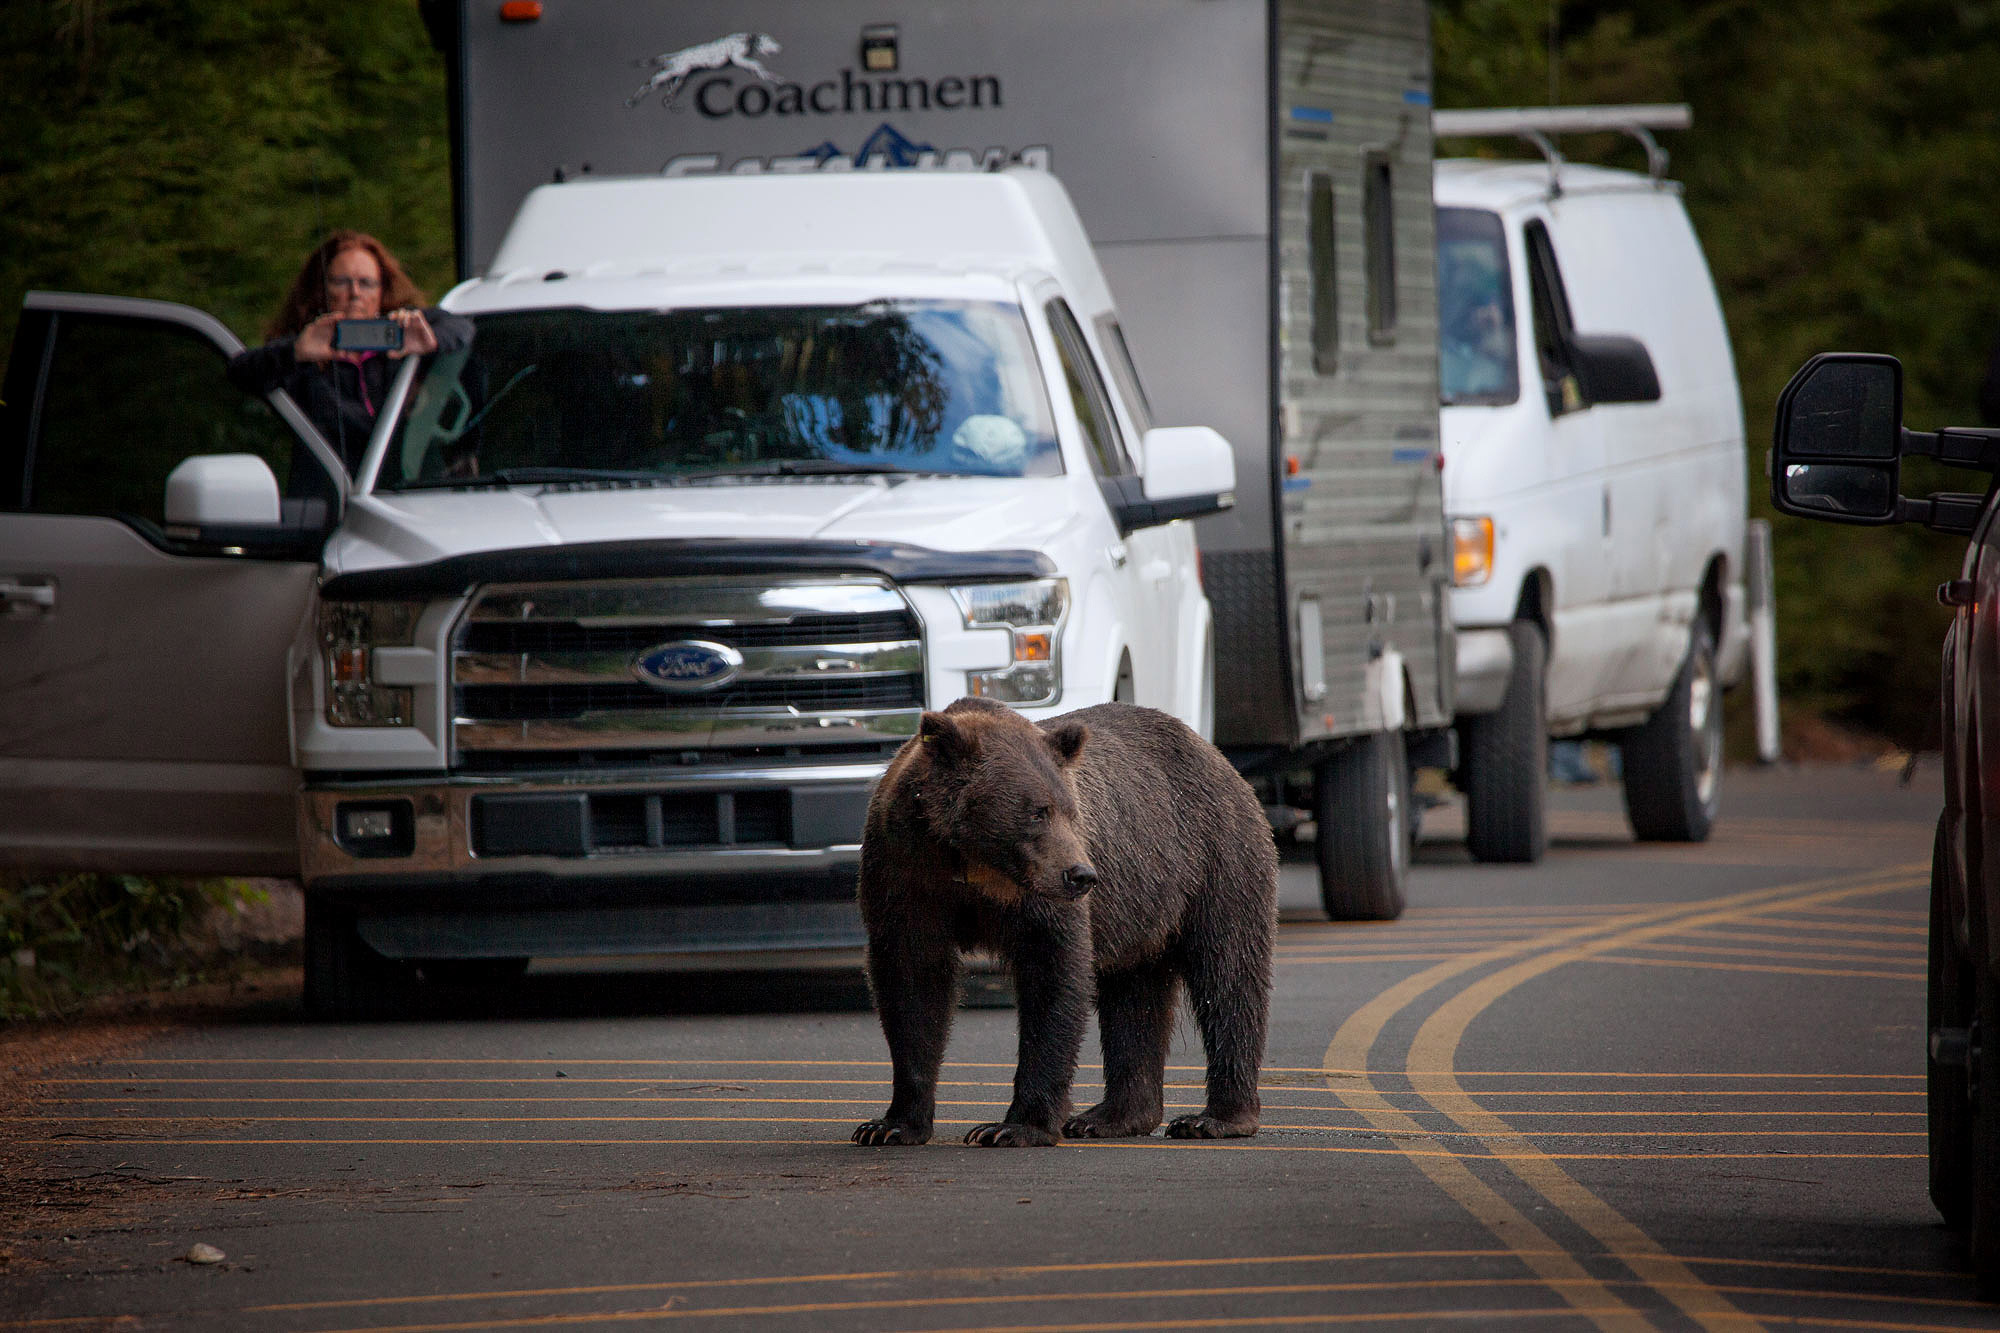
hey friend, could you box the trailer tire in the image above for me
[1314,729,1409,921]
[1619,620,1722,842]
[304,901,416,1021]
[1460,620,1548,864]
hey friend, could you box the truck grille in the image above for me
[451,575,925,760]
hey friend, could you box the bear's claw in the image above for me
[964,1121,1059,1147]
[1062,1108,1161,1138]
[852,1119,930,1146]
[1165,1113,1258,1139]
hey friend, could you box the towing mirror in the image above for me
[165,454,282,527]
[1769,353,1904,526]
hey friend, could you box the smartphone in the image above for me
[333,317,404,352]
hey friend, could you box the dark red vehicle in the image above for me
[1770,352,2000,1288]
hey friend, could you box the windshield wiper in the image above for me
[674,459,916,480]
[400,467,669,490]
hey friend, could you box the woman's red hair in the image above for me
[265,230,427,339]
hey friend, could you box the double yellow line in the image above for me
[1323,863,1927,1332]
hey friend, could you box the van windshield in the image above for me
[380,299,1063,490]
[1436,207,1520,407]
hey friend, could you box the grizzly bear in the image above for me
[851,697,1279,1147]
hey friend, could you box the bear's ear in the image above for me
[918,710,968,759]
[1045,720,1088,767]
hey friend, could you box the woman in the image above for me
[227,230,471,474]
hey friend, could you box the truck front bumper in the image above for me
[297,760,884,961]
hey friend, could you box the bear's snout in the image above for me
[1060,863,1099,899]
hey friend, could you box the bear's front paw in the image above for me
[964,1121,1059,1147]
[1165,1113,1258,1139]
[852,1118,931,1146]
[1062,1106,1161,1138]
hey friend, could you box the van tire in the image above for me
[1461,620,1548,863]
[304,901,415,1020]
[1314,729,1409,921]
[1619,621,1722,842]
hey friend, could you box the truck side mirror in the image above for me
[162,453,324,554]
[1569,333,1660,406]
[1098,427,1237,536]
[1769,353,1904,526]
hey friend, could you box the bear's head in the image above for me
[911,699,1098,904]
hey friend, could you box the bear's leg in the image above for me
[966,917,1091,1147]
[854,936,960,1147]
[1063,961,1176,1138]
[1167,921,1270,1140]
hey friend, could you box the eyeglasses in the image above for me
[326,276,381,292]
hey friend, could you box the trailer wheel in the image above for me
[1460,620,1548,863]
[304,901,416,1021]
[1619,620,1722,842]
[1930,814,1974,1230]
[1314,729,1409,921]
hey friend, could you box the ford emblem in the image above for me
[632,640,744,693]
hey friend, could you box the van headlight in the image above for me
[319,600,421,726]
[1451,516,1495,587]
[951,578,1067,706]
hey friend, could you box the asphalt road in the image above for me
[3,761,1985,1331]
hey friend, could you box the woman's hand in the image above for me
[389,308,439,359]
[294,313,339,364]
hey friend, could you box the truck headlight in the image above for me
[318,600,421,727]
[1451,516,1495,587]
[951,578,1067,706]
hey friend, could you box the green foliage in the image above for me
[1434,0,2000,745]
[0,0,452,370]
[0,873,264,1019]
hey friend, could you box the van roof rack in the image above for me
[1432,103,1692,190]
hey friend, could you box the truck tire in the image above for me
[1460,620,1548,864]
[1619,621,1722,842]
[304,901,415,1020]
[1971,958,2000,1294]
[1931,814,1974,1230]
[1315,729,1409,921]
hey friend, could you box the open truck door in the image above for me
[0,294,345,876]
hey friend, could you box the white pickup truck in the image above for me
[0,169,1234,1014]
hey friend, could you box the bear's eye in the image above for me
[1030,805,1051,823]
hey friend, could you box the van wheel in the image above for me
[1460,620,1548,863]
[1314,729,1409,921]
[1619,621,1722,842]
[1931,814,1974,1230]
[304,901,416,1020]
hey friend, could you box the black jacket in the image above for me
[226,308,473,474]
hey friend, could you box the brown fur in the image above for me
[852,697,1279,1147]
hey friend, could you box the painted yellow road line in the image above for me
[1592,956,1923,982]
[1400,872,1925,1333]
[1691,920,1925,939]
[1605,940,1921,965]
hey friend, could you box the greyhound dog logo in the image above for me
[628,32,783,109]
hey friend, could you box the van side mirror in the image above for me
[1569,333,1660,406]
[1768,352,1994,536]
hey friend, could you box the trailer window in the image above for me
[1437,207,1519,406]
[1307,170,1338,375]
[381,300,1063,488]
[1363,152,1397,344]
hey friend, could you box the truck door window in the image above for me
[1437,207,1519,406]
[1363,152,1397,344]
[1307,170,1339,375]
[1092,313,1155,435]
[1524,220,1583,417]
[1045,299,1133,479]
[14,313,304,528]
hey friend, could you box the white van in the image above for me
[1433,110,1751,861]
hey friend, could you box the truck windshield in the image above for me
[381,299,1063,489]
[1436,207,1519,407]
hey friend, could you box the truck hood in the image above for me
[325,475,1080,576]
